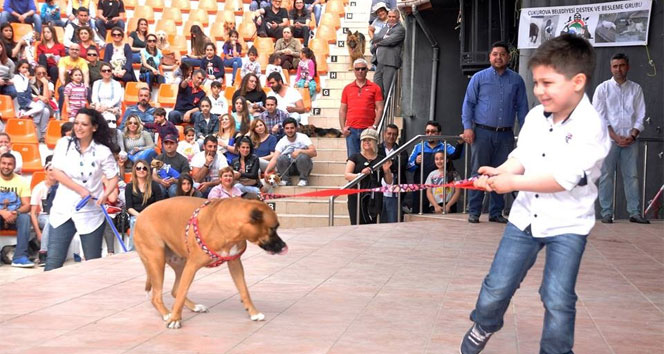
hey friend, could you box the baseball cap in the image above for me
[163,134,178,143]
[372,1,388,14]
[360,128,378,141]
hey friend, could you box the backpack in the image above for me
[0,191,21,211]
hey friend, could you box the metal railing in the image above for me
[375,72,400,140]
[328,134,466,226]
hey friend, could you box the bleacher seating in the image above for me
[5,119,39,144]
[12,143,42,173]
[45,120,65,149]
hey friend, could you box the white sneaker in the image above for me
[278,180,289,186]
[297,179,308,187]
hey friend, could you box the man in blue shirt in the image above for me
[461,41,528,224]
[0,0,42,33]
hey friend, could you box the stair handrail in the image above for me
[328,133,463,226]
[375,71,400,141]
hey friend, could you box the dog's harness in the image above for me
[185,200,246,268]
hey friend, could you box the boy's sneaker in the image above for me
[73,253,82,262]
[460,323,493,354]
[11,256,35,268]
[297,179,308,187]
[38,252,47,267]
[279,179,291,186]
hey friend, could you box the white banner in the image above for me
[518,0,653,49]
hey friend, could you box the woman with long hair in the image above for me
[23,65,53,140]
[45,108,120,270]
[232,95,251,135]
[36,24,65,84]
[232,73,266,114]
[0,43,16,98]
[128,18,149,63]
[249,118,277,172]
[139,33,165,88]
[181,25,210,68]
[91,62,123,122]
[221,29,243,85]
[216,113,239,164]
[344,128,393,225]
[175,173,203,197]
[231,136,261,195]
[290,0,310,47]
[103,26,136,83]
[123,114,157,164]
[125,159,163,250]
[0,23,19,62]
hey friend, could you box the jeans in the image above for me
[345,127,364,158]
[276,153,313,180]
[45,219,107,271]
[235,183,261,195]
[140,71,166,87]
[168,110,186,124]
[127,147,157,164]
[223,57,243,84]
[95,19,125,39]
[0,84,18,99]
[1,213,31,260]
[306,4,322,25]
[158,183,179,198]
[38,54,59,84]
[250,0,270,11]
[128,215,137,251]
[0,12,42,33]
[470,223,586,354]
[467,127,514,217]
[381,195,398,223]
[296,78,316,99]
[181,57,202,68]
[37,214,50,252]
[598,142,640,218]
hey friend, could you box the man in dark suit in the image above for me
[378,123,408,223]
[372,9,405,96]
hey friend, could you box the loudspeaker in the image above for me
[459,0,511,75]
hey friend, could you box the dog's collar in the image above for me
[185,200,246,267]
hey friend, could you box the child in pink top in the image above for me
[295,48,317,98]
[63,68,88,121]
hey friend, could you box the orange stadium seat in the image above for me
[133,6,155,24]
[316,24,337,44]
[12,143,42,173]
[155,19,177,34]
[282,68,290,85]
[0,95,16,120]
[316,57,328,75]
[281,0,293,11]
[319,12,340,30]
[161,7,184,26]
[123,0,137,10]
[238,21,256,41]
[125,17,139,33]
[197,0,218,15]
[171,0,191,13]
[5,119,39,144]
[210,22,228,41]
[325,0,345,17]
[170,34,189,55]
[145,0,165,12]
[188,9,210,27]
[157,84,179,108]
[30,170,46,190]
[11,23,33,41]
[309,37,329,57]
[297,87,311,112]
[54,26,65,42]
[215,10,236,25]
[224,0,244,15]
[254,37,275,55]
[176,125,185,141]
[124,82,149,105]
[224,86,235,102]
[45,120,65,149]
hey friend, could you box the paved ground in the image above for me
[0,217,662,353]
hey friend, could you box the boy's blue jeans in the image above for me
[470,222,587,354]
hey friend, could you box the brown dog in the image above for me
[347,30,366,70]
[133,197,288,329]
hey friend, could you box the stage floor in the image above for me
[1,217,662,353]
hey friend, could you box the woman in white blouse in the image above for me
[45,108,120,271]
[91,62,124,121]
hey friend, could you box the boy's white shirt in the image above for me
[508,94,610,237]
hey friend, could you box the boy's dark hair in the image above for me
[247,46,258,56]
[267,71,283,83]
[265,96,278,105]
[386,123,399,131]
[153,107,166,117]
[76,7,89,15]
[283,117,298,128]
[611,53,629,64]
[203,135,217,146]
[528,34,595,81]
[492,41,509,53]
[210,81,222,89]
[425,120,441,132]
[61,122,74,136]
[0,152,16,163]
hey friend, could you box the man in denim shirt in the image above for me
[461,41,528,224]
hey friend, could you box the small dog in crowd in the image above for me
[155,30,170,51]
[151,160,180,180]
[299,124,343,138]
[346,31,366,70]
[262,172,282,193]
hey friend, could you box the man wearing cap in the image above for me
[372,9,405,96]
[152,134,190,197]
[339,58,384,158]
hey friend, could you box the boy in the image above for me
[208,81,229,116]
[241,47,261,79]
[459,34,610,354]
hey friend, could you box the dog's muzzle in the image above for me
[259,235,288,255]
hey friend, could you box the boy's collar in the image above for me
[543,94,589,125]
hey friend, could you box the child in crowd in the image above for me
[459,34,610,354]
[172,62,192,85]
[208,81,229,116]
[425,150,461,214]
[63,68,88,121]
[295,47,317,98]
[30,156,57,266]
[177,127,200,162]
[13,60,36,114]
[265,53,286,83]
[241,46,261,79]
[40,0,65,27]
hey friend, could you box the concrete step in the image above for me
[277,213,350,228]
[309,173,347,186]
[315,148,347,161]
[272,198,348,215]
[323,71,374,81]
[315,99,345,109]
[312,160,346,174]
[308,116,341,128]
[309,137,346,149]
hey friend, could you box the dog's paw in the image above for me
[167,320,182,329]
[162,313,171,322]
[250,313,265,321]
[193,304,209,313]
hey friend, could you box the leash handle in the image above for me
[76,196,128,252]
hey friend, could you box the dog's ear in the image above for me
[249,208,263,224]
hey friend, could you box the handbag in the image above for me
[113,208,131,235]
[140,56,157,74]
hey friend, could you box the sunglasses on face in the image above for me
[106,119,117,124]
[101,69,112,73]
[87,53,97,56]
[112,33,122,37]
[127,122,138,125]
[354,67,368,72]
[135,166,148,171]
[147,39,156,42]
